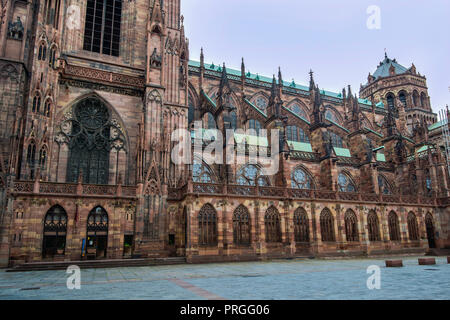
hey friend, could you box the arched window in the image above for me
[265,206,281,243]
[386,93,395,110]
[32,93,41,113]
[44,99,51,117]
[236,164,269,186]
[420,92,427,108]
[344,210,359,242]
[198,204,217,246]
[286,126,310,143]
[39,147,47,171]
[229,111,237,129]
[378,175,392,195]
[206,112,216,129]
[320,209,335,242]
[425,213,435,248]
[42,205,68,258]
[425,169,432,196]
[388,211,401,241]
[291,167,313,189]
[294,207,309,242]
[83,0,122,56]
[233,205,250,245]
[289,103,308,120]
[49,46,57,68]
[86,206,109,258]
[413,91,419,107]
[188,95,195,125]
[329,131,344,148]
[192,160,214,183]
[367,211,381,242]
[38,43,47,61]
[338,173,356,192]
[399,91,407,108]
[66,97,111,185]
[26,142,36,179]
[407,212,420,241]
[254,96,268,111]
[248,119,262,135]
[325,109,339,124]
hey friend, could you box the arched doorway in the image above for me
[425,213,436,248]
[86,206,109,259]
[42,205,68,259]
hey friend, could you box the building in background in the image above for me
[0,0,448,266]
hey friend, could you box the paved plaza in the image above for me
[0,256,449,300]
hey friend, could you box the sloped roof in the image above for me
[372,55,409,80]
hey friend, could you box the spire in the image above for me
[200,47,204,68]
[269,75,277,105]
[309,69,315,91]
[278,67,283,87]
[219,62,228,89]
[241,57,245,75]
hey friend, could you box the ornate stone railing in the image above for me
[168,182,439,206]
[12,181,137,198]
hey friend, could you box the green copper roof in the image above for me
[328,119,350,133]
[244,98,267,117]
[334,147,351,158]
[416,145,432,153]
[428,119,447,131]
[365,127,384,138]
[372,56,409,80]
[234,133,269,147]
[189,60,372,106]
[283,106,310,125]
[201,89,217,108]
[376,152,386,162]
[376,101,385,109]
[288,141,313,152]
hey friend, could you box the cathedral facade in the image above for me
[0,0,449,266]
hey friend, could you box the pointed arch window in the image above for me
[206,112,216,129]
[413,91,419,107]
[38,43,47,61]
[66,97,111,185]
[233,205,251,246]
[83,0,122,56]
[399,91,407,108]
[338,173,356,192]
[236,164,269,186]
[192,160,214,183]
[388,211,401,241]
[43,205,68,258]
[39,147,47,171]
[420,92,427,108]
[378,175,392,195]
[198,204,217,246]
[32,93,41,113]
[344,210,359,242]
[26,142,36,179]
[49,46,57,68]
[188,95,195,125]
[289,103,308,120]
[325,109,339,124]
[367,211,381,242]
[320,209,335,242]
[230,111,237,129]
[407,212,420,241]
[294,207,309,242]
[265,206,281,243]
[44,99,51,117]
[291,167,313,189]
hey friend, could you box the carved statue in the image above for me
[150,48,162,67]
[8,16,24,40]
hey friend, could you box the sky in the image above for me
[181,0,450,116]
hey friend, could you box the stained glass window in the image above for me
[286,126,310,143]
[338,173,356,192]
[236,164,269,186]
[66,98,111,185]
[290,103,308,120]
[254,96,268,111]
[193,160,214,183]
[291,167,313,189]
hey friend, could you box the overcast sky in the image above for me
[181,0,450,115]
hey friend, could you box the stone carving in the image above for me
[150,48,162,67]
[8,16,23,40]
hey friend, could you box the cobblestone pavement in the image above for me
[0,256,449,300]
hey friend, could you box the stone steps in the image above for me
[6,257,187,272]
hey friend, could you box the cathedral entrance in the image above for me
[86,207,109,259]
[42,206,68,259]
[425,213,436,249]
